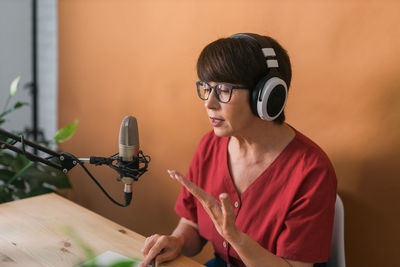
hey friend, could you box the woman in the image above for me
[140,33,337,267]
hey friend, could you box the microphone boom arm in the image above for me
[0,128,65,170]
[0,127,150,207]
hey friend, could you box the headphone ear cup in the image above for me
[254,77,288,121]
[250,76,268,116]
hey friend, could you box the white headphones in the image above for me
[230,33,288,121]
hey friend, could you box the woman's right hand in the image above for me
[140,234,184,267]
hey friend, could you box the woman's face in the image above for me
[204,82,256,137]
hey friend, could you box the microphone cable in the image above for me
[4,131,149,207]
[60,152,132,207]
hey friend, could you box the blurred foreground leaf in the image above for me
[54,119,78,143]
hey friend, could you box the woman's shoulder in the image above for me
[284,127,337,191]
[286,127,336,177]
[290,128,331,162]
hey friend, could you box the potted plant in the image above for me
[0,76,77,203]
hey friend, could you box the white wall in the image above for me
[0,0,32,133]
[0,0,57,142]
[38,0,58,142]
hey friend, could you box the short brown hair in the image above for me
[197,34,292,124]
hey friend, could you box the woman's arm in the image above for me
[168,170,314,267]
[172,217,207,256]
[140,217,206,267]
[229,231,313,267]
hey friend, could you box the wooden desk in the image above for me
[0,193,203,267]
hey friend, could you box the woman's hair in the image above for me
[196,34,292,124]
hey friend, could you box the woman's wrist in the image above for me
[225,227,246,247]
[171,233,185,252]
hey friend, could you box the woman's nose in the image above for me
[205,89,220,109]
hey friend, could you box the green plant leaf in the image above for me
[21,186,53,197]
[6,161,33,185]
[22,165,72,189]
[54,119,78,143]
[0,102,29,120]
[0,152,16,167]
[0,188,13,203]
[13,154,30,171]
[108,260,138,267]
[0,169,16,183]
[10,76,21,97]
[14,102,26,109]
[10,186,54,201]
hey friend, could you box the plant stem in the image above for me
[6,162,34,186]
[2,95,11,114]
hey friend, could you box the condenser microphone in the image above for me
[119,116,139,162]
[118,116,139,204]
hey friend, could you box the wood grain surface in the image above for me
[0,193,202,267]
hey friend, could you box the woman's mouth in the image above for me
[210,117,224,127]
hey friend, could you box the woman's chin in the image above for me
[212,127,232,137]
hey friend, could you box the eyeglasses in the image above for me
[196,81,247,103]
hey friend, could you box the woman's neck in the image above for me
[229,122,295,163]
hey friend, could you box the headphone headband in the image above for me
[229,33,288,121]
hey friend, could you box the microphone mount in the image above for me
[0,127,151,207]
[83,151,150,182]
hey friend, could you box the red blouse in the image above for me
[174,129,337,266]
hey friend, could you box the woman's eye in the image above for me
[217,88,230,94]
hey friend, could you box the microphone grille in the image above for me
[119,116,139,146]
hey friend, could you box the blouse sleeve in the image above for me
[173,145,201,224]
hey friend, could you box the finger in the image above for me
[168,170,225,223]
[141,250,159,267]
[167,170,208,202]
[142,236,153,255]
[167,170,189,186]
[141,234,159,256]
[168,169,224,225]
[154,248,177,265]
[219,193,234,217]
[142,237,168,266]
[219,193,240,241]
[207,198,223,219]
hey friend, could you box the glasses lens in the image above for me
[197,82,211,100]
[216,84,232,103]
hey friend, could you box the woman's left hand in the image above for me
[167,170,242,244]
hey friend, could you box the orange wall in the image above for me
[58,1,400,266]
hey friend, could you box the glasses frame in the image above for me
[196,81,248,103]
